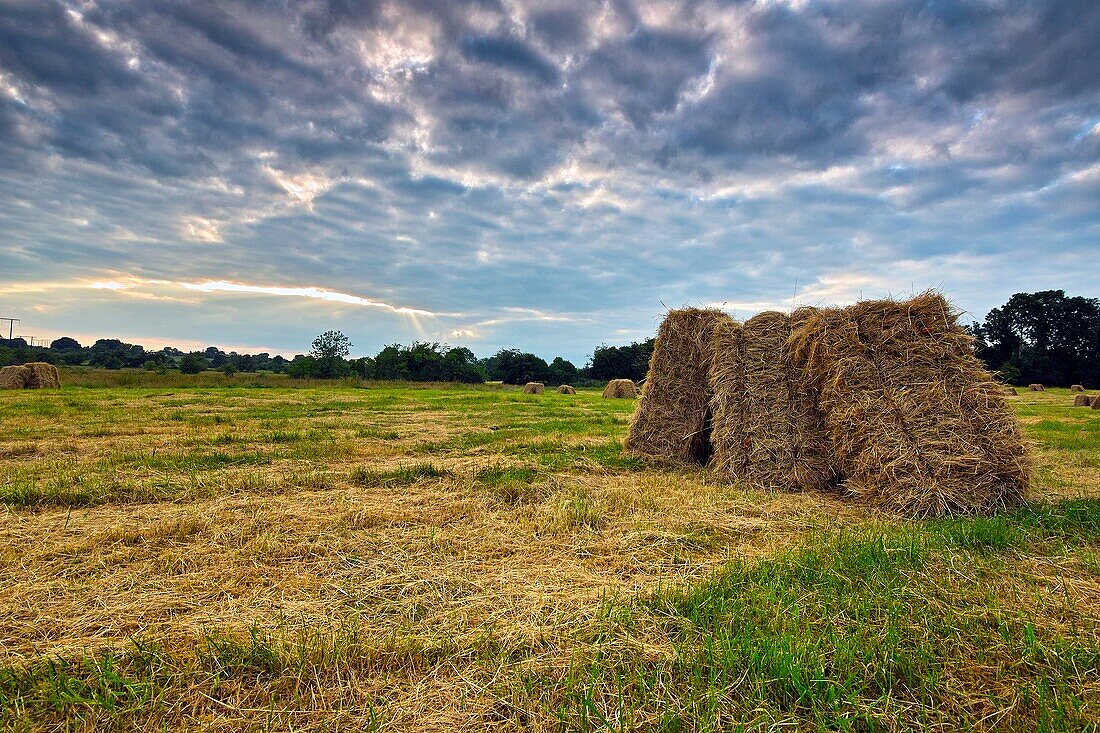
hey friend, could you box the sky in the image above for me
[0,0,1097,363]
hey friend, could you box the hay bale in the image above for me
[790,292,1029,517]
[23,362,60,389]
[1073,395,1092,407]
[522,382,545,394]
[626,308,734,463]
[556,385,576,395]
[0,365,30,389]
[1093,395,1100,411]
[1005,387,1019,396]
[602,378,638,399]
[709,310,836,492]
[1028,384,1045,392]
[1071,384,1084,391]
[705,317,744,476]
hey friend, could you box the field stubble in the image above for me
[0,378,1098,730]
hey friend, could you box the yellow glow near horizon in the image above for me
[180,280,436,317]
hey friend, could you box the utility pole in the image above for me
[0,318,18,341]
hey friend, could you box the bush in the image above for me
[179,353,209,375]
[286,356,317,379]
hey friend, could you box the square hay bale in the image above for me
[787,307,842,491]
[790,292,1030,517]
[24,362,60,389]
[626,308,734,463]
[602,378,637,399]
[1074,394,1092,407]
[555,385,576,394]
[1028,384,1045,391]
[1071,384,1085,391]
[0,365,30,389]
[522,382,545,394]
[706,316,746,477]
[708,310,836,492]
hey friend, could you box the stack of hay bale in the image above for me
[0,363,60,390]
[708,311,836,492]
[627,293,1030,517]
[27,363,61,388]
[1074,395,1092,407]
[625,308,731,462]
[556,385,577,395]
[0,366,29,389]
[602,379,637,399]
[522,382,545,394]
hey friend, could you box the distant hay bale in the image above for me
[1028,384,1045,392]
[1005,387,1019,396]
[709,310,836,492]
[1093,396,1100,411]
[24,362,60,389]
[522,382,545,394]
[602,378,637,399]
[1073,395,1092,407]
[555,385,576,395]
[790,292,1029,517]
[1071,384,1084,392]
[0,365,30,390]
[626,308,734,463]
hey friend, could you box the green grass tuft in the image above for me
[349,462,452,488]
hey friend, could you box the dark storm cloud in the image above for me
[0,0,1097,360]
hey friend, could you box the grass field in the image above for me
[1,375,1098,731]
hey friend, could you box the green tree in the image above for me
[350,356,376,379]
[971,290,1100,387]
[484,349,549,384]
[203,346,228,368]
[546,356,579,386]
[89,339,146,369]
[49,337,82,351]
[179,353,208,374]
[309,330,352,379]
[443,346,485,383]
[286,356,317,378]
[588,339,653,382]
[373,346,409,380]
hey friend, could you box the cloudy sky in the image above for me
[0,0,1097,361]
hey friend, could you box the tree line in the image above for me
[6,290,1089,387]
[969,290,1100,388]
[0,329,656,385]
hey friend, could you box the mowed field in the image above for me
[1,374,1099,731]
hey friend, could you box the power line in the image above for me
[0,318,18,341]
